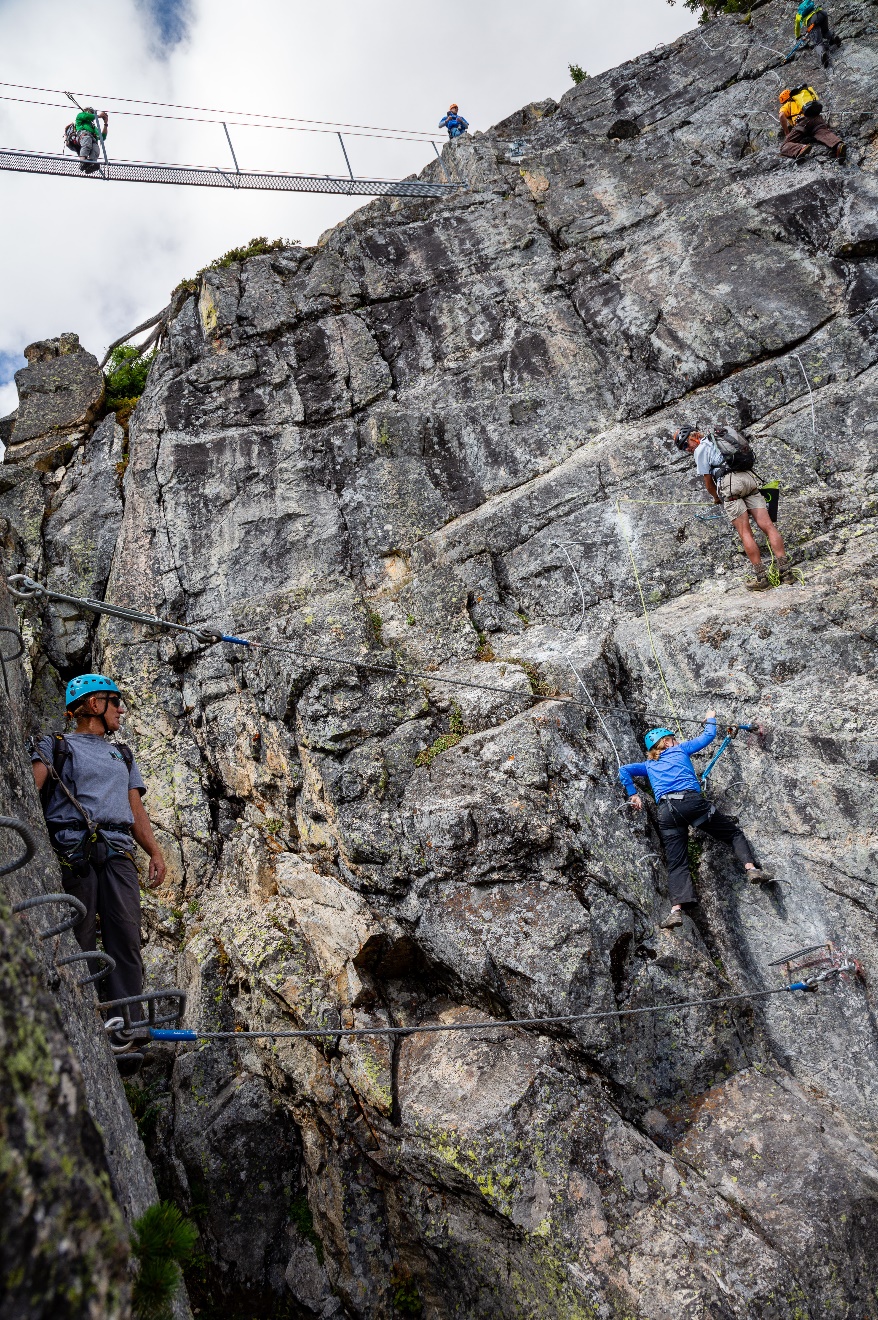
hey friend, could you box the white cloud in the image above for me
[0,0,694,397]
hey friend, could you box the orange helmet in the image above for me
[779,88,792,104]
[449,103,458,112]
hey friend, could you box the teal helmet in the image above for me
[644,727,676,751]
[65,673,121,711]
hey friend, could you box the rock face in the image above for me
[0,580,193,1318]
[7,333,105,455]
[4,0,878,1313]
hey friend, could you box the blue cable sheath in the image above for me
[221,635,251,646]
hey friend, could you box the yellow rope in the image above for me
[614,501,684,737]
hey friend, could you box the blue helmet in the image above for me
[644,727,676,751]
[65,673,121,711]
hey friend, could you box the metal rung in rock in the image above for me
[12,892,87,939]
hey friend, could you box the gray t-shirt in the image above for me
[34,733,146,852]
[694,437,724,478]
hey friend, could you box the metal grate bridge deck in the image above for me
[0,147,459,198]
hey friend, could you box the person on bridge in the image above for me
[778,86,844,160]
[74,106,108,173]
[674,425,794,590]
[439,104,469,140]
[620,716,774,929]
[31,674,165,1018]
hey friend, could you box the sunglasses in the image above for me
[102,694,124,708]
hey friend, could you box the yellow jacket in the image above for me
[780,87,820,123]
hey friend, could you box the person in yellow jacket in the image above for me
[779,86,844,161]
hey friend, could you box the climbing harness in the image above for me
[1,815,116,985]
[699,722,762,787]
[139,974,854,1047]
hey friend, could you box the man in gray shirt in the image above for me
[32,673,165,1019]
[675,427,793,590]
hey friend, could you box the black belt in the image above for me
[47,820,133,837]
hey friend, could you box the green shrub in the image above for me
[105,345,155,411]
[174,236,299,294]
[131,1202,198,1320]
[569,63,588,84]
[392,1266,424,1316]
[289,1191,324,1265]
[415,703,467,767]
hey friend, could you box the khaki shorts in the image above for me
[717,471,767,522]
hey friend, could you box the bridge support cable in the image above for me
[0,147,462,198]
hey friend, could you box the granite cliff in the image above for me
[2,0,878,1314]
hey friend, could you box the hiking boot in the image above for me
[660,909,683,930]
[795,144,813,162]
[745,565,771,591]
[775,554,796,585]
[834,142,846,162]
[747,866,775,883]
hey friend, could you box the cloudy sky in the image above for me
[0,0,694,415]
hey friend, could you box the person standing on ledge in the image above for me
[619,716,774,929]
[31,673,165,1011]
[675,425,794,590]
[439,103,469,140]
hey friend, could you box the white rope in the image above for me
[792,353,818,448]
[551,645,623,773]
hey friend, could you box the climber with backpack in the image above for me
[620,715,775,929]
[31,674,165,1014]
[65,106,108,173]
[790,0,838,65]
[439,104,469,140]
[778,86,844,161]
[674,425,794,590]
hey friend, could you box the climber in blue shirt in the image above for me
[619,713,774,928]
[439,104,469,140]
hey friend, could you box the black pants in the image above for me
[60,841,144,1009]
[807,10,830,51]
[656,791,755,906]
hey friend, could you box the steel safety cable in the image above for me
[8,575,875,743]
[0,84,441,142]
[149,981,829,1045]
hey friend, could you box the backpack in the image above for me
[710,425,756,478]
[63,123,81,155]
[36,733,134,813]
[788,85,823,118]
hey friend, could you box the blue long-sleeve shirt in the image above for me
[618,720,717,799]
[439,112,469,138]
